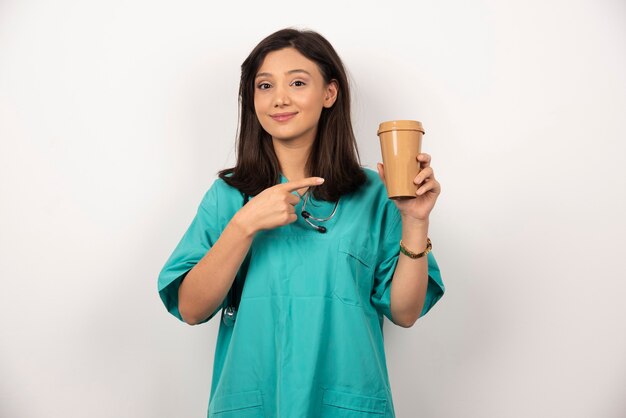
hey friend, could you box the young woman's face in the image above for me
[254,47,337,145]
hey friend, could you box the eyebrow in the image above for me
[255,69,312,79]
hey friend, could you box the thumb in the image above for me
[376,163,385,182]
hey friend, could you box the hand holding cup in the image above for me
[376,120,441,222]
[377,153,440,222]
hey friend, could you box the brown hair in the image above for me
[217,27,366,202]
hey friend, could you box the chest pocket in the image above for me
[208,390,264,417]
[333,237,376,307]
[321,388,387,417]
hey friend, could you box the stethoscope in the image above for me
[300,188,339,234]
[222,188,339,326]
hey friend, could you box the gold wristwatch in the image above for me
[399,238,432,259]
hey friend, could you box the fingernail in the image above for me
[316,178,325,184]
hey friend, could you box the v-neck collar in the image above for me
[279,172,335,206]
[274,171,340,233]
[280,172,311,199]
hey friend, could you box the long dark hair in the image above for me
[217,28,367,202]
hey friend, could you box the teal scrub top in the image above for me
[158,167,445,418]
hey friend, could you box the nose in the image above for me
[273,83,291,107]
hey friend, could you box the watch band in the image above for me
[399,238,432,259]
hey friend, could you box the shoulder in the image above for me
[351,166,388,204]
[196,174,246,228]
[361,166,384,190]
[358,166,401,227]
[201,173,241,198]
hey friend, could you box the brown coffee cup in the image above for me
[377,120,425,200]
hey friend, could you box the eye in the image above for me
[257,82,271,90]
[292,80,306,87]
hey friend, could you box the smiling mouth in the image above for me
[270,112,297,122]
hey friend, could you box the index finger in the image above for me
[282,177,325,192]
[417,153,431,168]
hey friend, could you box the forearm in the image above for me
[389,217,430,327]
[178,214,255,325]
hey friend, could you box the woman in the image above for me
[158,27,445,418]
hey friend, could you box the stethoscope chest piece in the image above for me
[222,306,237,326]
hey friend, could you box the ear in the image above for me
[323,79,339,108]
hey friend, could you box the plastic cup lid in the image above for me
[377,120,425,135]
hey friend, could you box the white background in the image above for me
[1,0,625,417]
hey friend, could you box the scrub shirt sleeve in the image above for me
[157,180,226,324]
[371,201,445,323]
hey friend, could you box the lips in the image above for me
[270,112,297,122]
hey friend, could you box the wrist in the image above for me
[401,214,429,229]
[231,213,257,239]
[400,237,432,259]
[401,215,429,249]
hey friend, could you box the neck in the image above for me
[272,134,314,181]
